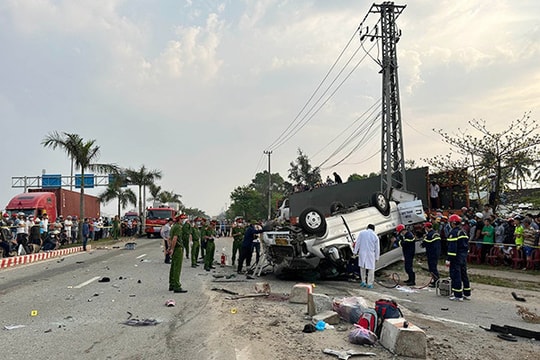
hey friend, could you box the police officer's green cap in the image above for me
[250,220,258,225]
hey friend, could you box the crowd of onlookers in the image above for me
[0,212,139,258]
[428,204,540,270]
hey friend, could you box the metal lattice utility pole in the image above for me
[264,150,272,220]
[369,2,407,197]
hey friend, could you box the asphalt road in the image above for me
[0,237,538,360]
[0,238,221,360]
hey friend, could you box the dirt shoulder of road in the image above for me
[203,254,539,360]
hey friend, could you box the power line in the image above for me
[266,23,381,153]
[311,98,382,159]
[265,28,360,152]
[319,111,382,169]
[269,40,378,152]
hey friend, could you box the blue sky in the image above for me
[1,0,539,216]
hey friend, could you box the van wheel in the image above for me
[330,201,344,215]
[371,192,390,216]
[299,208,327,236]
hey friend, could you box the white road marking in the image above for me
[73,276,100,289]
[419,314,476,328]
[136,254,147,259]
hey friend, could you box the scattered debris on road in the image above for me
[4,325,25,330]
[516,305,540,323]
[511,292,526,302]
[211,287,239,295]
[122,318,159,326]
[322,348,376,359]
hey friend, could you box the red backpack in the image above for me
[357,308,378,332]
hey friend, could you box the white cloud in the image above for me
[1,0,539,216]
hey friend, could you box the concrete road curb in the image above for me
[0,245,91,269]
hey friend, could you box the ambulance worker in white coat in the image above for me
[353,224,380,289]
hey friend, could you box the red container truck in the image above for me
[5,188,100,223]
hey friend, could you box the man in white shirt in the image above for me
[64,216,73,243]
[430,181,440,210]
[353,224,380,289]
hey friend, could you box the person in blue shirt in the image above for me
[237,220,266,275]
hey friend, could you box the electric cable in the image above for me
[265,27,361,152]
[269,41,378,152]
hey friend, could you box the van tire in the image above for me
[371,192,390,216]
[330,201,345,215]
[299,208,326,236]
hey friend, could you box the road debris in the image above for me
[211,287,239,295]
[225,293,270,300]
[98,277,110,283]
[123,318,159,326]
[497,333,518,342]
[4,325,25,330]
[511,292,526,302]
[165,299,176,307]
[322,348,376,359]
[516,305,540,323]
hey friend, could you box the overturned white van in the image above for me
[262,192,426,277]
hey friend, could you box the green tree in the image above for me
[347,172,379,182]
[148,183,162,203]
[156,190,183,209]
[98,176,137,218]
[42,132,118,237]
[251,171,287,218]
[434,114,540,209]
[229,185,265,220]
[506,152,534,189]
[288,148,321,189]
[125,166,162,234]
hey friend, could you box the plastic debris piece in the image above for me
[302,324,316,333]
[165,299,176,307]
[512,292,526,302]
[230,308,237,314]
[315,320,326,331]
[31,310,38,316]
[45,329,52,333]
[98,277,110,283]
[122,319,159,326]
[137,280,142,284]
[4,325,25,330]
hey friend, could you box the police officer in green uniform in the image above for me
[231,219,245,266]
[181,216,192,259]
[199,218,207,260]
[190,218,201,268]
[168,214,187,293]
[204,220,217,271]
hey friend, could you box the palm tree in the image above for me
[156,190,183,209]
[507,152,534,189]
[124,166,162,234]
[42,131,118,238]
[98,177,137,217]
[148,183,162,205]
